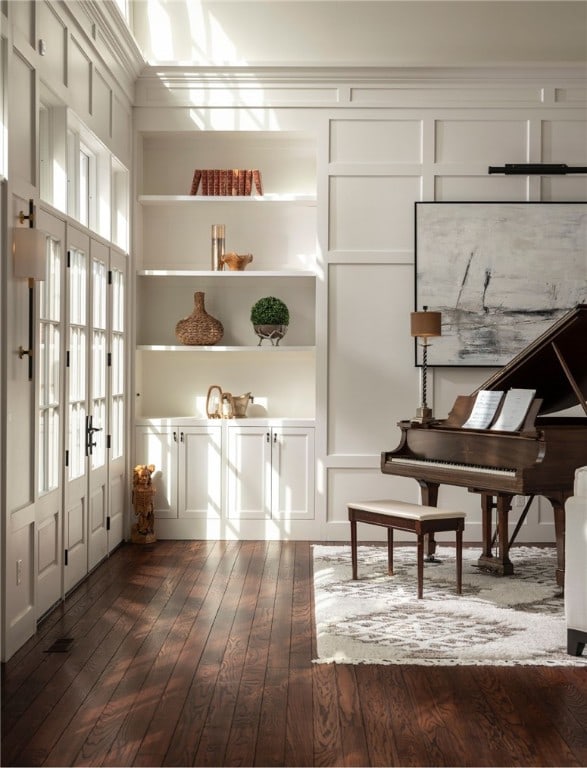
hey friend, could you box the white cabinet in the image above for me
[135,423,222,521]
[134,419,314,537]
[226,424,315,521]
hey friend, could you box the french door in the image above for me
[63,228,92,590]
[61,225,127,594]
[35,211,127,609]
[107,251,127,547]
[87,240,109,572]
[36,213,65,616]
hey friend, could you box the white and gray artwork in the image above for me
[415,202,587,366]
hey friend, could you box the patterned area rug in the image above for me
[313,545,587,666]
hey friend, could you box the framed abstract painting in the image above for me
[414,201,587,366]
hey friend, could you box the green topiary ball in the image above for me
[250,296,290,325]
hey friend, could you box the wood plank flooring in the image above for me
[2,540,586,767]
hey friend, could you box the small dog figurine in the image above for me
[132,464,157,543]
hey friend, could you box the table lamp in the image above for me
[410,305,441,423]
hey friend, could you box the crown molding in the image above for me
[137,63,587,87]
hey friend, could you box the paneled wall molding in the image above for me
[8,1,135,165]
[326,251,414,265]
[135,64,587,109]
[60,0,144,98]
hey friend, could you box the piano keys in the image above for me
[382,304,587,586]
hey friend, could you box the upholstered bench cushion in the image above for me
[348,499,466,598]
[348,499,466,522]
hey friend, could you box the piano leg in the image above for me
[418,480,441,562]
[477,493,515,576]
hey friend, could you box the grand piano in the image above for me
[382,304,587,586]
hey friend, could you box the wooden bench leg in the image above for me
[417,534,424,599]
[350,517,358,580]
[387,527,394,575]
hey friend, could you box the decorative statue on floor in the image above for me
[132,464,157,544]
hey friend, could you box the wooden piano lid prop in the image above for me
[411,306,442,423]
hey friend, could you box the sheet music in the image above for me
[462,390,504,429]
[490,388,536,432]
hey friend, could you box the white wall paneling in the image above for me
[542,176,587,201]
[434,119,529,164]
[542,119,587,162]
[329,176,422,252]
[349,86,546,107]
[92,67,112,141]
[9,49,35,186]
[68,35,91,115]
[38,1,67,88]
[329,119,423,164]
[434,175,528,202]
[5,506,35,659]
[327,262,415,457]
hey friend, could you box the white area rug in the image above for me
[313,545,587,666]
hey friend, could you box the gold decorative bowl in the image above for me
[220,252,253,271]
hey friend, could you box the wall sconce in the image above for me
[13,199,47,380]
[410,305,441,423]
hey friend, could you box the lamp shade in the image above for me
[13,227,47,281]
[410,308,441,338]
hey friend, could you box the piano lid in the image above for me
[475,304,587,415]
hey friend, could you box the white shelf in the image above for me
[138,269,315,278]
[137,345,316,352]
[138,194,316,205]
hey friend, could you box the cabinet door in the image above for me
[178,426,222,518]
[271,427,315,520]
[134,426,178,518]
[226,425,271,519]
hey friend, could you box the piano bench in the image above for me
[348,500,466,599]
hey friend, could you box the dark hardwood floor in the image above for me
[2,540,586,767]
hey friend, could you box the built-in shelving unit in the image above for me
[134,130,318,422]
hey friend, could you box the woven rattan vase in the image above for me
[175,292,224,346]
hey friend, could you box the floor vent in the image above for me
[45,637,74,653]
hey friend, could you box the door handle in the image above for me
[86,415,103,455]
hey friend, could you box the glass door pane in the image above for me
[110,265,125,460]
[68,248,87,481]
[91,257,107,470]
[39,238,61,493]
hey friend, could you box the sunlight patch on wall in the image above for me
[147,0,175,60]
[145,0,248,65]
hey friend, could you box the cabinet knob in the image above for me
[173,431,177,442]
[180,432,184,442]
[266,432,270,443]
